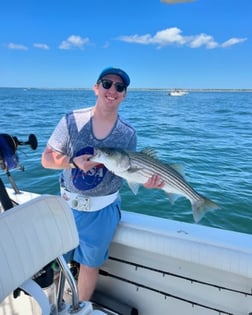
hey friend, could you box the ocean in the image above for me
[0,87,251,234]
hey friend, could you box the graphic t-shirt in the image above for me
[47,107,137,196]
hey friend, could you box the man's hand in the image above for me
[143,175,165,189]
[73,154,102,172]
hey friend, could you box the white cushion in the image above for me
[0,195,79,302]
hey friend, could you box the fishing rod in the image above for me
[13,134,38,150]
[0,133,38,194]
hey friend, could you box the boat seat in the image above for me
[0,195,79,302]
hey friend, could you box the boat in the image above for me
[169,89,188,96]
[1,134,252,315]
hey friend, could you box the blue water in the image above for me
[1,88,252,234]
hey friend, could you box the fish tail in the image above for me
[192,197,221,223]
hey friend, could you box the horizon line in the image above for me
[1,87,252,92]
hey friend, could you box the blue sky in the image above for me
[1,0,251,89]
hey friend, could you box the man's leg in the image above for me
[77,264,99,301]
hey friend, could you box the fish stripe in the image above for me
[128,152,202,201]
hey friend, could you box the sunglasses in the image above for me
[98,79,127,93]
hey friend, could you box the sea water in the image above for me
[0,88,251,234]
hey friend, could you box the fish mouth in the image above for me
[92,148,98,155]
[92,148,103,159]
[92,148,99,158]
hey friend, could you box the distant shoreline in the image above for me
[130,88,252,92]
[0,87,252,92]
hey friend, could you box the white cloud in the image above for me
[59,35,90,50]
[189,33,218,49]
[119,34,152,45]
[33,43,49,50]
[151,27,187,46]
[117,27,247,49]
[161,0,195,3]
[221,37,247,48]
[119,28,186,46]
[7,43,28,50]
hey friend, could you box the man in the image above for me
[41,67,163,300]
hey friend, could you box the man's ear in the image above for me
[93,83,99,96]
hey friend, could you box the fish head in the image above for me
[91,148,131,173]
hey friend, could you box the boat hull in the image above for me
[95,211,252,314]
[1,189,252,315]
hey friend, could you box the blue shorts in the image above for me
[64,198,121,268]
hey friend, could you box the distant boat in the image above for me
[169,89,188,96]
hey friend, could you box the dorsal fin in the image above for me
[140,147,158,159]
[169,163,185,179]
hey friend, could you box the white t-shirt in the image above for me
[48,107,137,196]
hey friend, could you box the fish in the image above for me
[90,147,221,223]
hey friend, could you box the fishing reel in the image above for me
[0,133,38,171]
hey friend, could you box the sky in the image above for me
[0,0,251,89]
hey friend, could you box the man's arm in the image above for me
[41,146,99,172]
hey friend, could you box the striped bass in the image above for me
[90,148,220,223]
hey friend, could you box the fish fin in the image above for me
[192,197,221,223]
[140,149,185,179]
[128,167,142,173]
[166,193,180,205]
[140,147,158,159]
[168,163,185,178]
[127,182,140,195]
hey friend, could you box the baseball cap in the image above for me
[97,67,130,87]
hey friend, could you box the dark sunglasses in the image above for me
[98,79,127,93]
